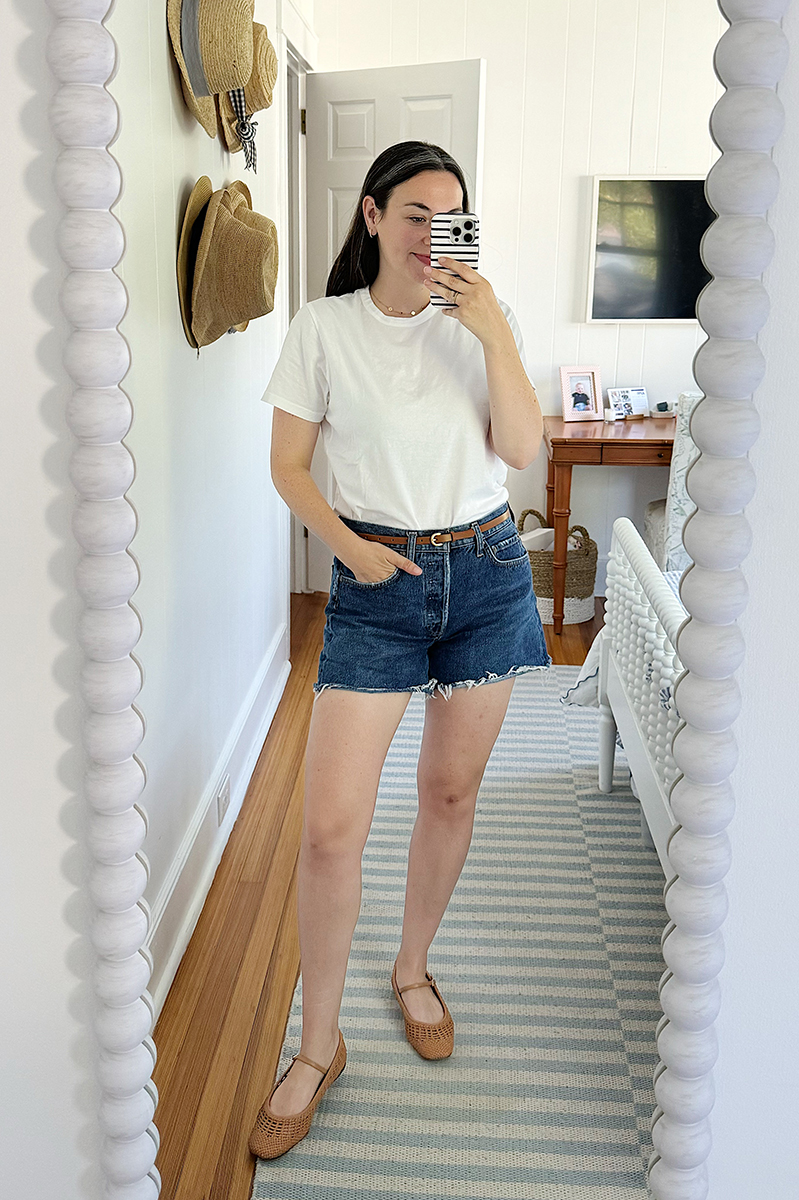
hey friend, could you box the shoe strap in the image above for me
[291,1033,340,1076]
[292,1052,328,1074]
[398,976,435,995]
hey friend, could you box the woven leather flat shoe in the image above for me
[391,960,454,1059]
[248,1029,346,1159]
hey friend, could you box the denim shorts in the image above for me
[313,502,552,701]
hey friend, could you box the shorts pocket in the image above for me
[484,531,529,567]
[334,557,402,588]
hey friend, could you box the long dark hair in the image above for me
[325,141,470,297]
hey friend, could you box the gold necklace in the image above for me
[369,286,428,317]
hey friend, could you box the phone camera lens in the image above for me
[463,233,473,242]
[452,226,461,237]
[464,221,473,229]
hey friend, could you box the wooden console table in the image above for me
[542,414,676,634]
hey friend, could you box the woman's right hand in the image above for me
[344,540,423,584]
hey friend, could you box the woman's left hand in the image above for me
[424,256,507,346]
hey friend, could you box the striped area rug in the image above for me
[252,665,667,1200]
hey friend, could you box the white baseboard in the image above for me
[145,620,292,1022]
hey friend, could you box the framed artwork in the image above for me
[560,366,603,422]
[607,386,649,419]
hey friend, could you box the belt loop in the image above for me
[472,517,485,557]
[406,530,417,561]
[507,502,516,525]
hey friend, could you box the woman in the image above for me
[248,141,551,1159]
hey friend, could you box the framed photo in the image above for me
[585,175,710,324]
[560,366,603,422]
[607,386,649,420]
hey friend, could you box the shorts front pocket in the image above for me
[484,532,529,567]
[334,558,402,588]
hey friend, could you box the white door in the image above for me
[300,59,485,594]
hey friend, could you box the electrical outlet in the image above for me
[216,773,231,826]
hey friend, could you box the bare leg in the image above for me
[269,687,412,1116]
[394,677,516,1023]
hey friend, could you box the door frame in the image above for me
[285,43,313,594]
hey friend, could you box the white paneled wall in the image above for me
[313,0,726,589]
[103,0,298,1003]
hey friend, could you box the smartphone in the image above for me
[428,212,480,307]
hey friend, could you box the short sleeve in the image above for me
[260,303,329,422]
[498,300,536,390]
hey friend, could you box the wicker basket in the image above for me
[517,508,598,625]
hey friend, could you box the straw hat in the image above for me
[176,175,212,346]
[167,0,255,137]
[216,23,278,153]
[176,178,279,349]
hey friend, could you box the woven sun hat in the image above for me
[167,0,255,138]
[176,175,213,347]
[189,183,279,349]
[216,22,278,162]
[176,177,254,347]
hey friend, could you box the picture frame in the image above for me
[607,386,649,420]
[560,366,603,422]
[37,10,791,1200]
[585,174,710,324]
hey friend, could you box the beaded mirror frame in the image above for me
[44,0,789,1196]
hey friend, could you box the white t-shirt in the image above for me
[260,285,535,530]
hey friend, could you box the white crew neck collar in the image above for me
[359,286,437,327]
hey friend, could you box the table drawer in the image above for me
[549,444,603,464]
[602,444,672,465]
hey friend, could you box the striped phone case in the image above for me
[428,212,480,307]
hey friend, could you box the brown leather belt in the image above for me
[354,507,512,547]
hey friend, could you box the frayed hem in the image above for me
[313,681,434,700]
[428,662,551,701]
[313,662,553,702]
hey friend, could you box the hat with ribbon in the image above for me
[176,177,279,350]
[215,22,278,171]
[167,0,255,138]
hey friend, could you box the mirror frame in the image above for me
[649,2,789,1196]
[44,1,789,1196]
[48,1,158,1194]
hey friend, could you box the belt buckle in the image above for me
[429,530,447,546]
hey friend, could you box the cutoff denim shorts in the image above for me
[313,501,552,701]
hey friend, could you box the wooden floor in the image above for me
[151,592,605,1198]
